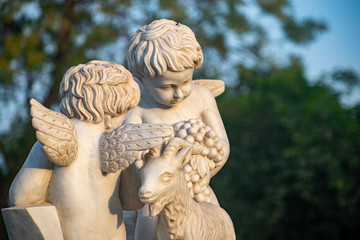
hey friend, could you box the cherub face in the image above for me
[142,68,193,108]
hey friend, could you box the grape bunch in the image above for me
[173,118,224,203]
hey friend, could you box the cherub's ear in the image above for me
[104,114,112,130]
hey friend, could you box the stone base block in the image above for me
[2,204,64,240]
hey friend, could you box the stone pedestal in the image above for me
[2,204,64,240]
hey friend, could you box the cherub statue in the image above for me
[125,19,230,240]
[7,60,173,240]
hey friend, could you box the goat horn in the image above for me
[188,145,204,155]
[162,137,191,156]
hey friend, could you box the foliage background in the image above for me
[1,0,359,239]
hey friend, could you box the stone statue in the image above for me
[2,19,236,240]
[125,19,231,240]
[3,60,173,240]
[139,137,235,240]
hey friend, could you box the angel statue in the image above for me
[124,19,231,239]
[3,60,173,240]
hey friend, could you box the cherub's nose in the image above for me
[174,88,183,99]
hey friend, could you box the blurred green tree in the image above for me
[0,0,334,239]
[213,59,360,239]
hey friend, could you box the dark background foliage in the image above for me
[1,0,359,239]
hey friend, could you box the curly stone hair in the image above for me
[60,60,140,123]
[127,19,203,79]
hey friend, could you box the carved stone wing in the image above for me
[193,79,225,97]
[100,123,174,173]
[30,98,78,166]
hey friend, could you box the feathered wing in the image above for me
[193,79,225,97]
[100,124,174,173]
[30,98,78,166]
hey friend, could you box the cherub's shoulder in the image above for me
[192,82,214,95]
[125,106,143,124]
[192,82,216,101]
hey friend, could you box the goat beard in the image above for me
[149,195,172,218]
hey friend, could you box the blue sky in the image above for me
[291,0,360,79]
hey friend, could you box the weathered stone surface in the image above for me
[2,204,64,240]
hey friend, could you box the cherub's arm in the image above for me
[119,163,144,210]
[121,107,143,209]
[9,141,54,206]
[197,85,230,177]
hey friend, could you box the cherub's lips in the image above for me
[170,99,183,105]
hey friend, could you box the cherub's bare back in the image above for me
[47,123,125,240]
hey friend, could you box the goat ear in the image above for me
[177,145,194,167]
[177,145,204,167]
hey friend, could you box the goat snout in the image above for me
[139,188,157,203]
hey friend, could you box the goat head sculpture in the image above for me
[139,138,204,217]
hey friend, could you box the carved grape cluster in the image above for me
[173,118,224,203]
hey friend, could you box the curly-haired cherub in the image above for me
[125,19,230,240]
[7,60,172,240]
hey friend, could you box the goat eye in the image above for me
[160,173,173,183]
